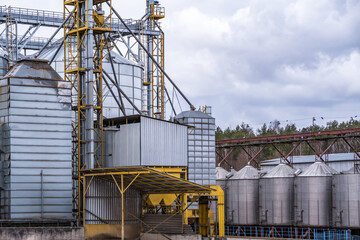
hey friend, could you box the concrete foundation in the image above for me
[0,227,84,240]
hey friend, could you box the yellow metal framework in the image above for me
[150,4,165,119]
[64,0,113,225]
[81,166,213,239]
[151,31,165,119]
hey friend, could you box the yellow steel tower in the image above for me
[139,1,165,119]
[150,3,165,119]
[63,0,113,224]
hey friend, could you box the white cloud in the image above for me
[162,0,360,129]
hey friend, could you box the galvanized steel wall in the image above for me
[140,117,187,166]
[85,178,142,224]
[39,47,143,117]
[0,59,72,220]
[295,176,332,227]
[104,117,188,167]
[175,111,216,186]
[227,179,259,225]
[0,55,7,79]
[333,173,360,228]
[259,178,294,226]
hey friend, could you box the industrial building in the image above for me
[0,1,359,240]
[0,1,225,239]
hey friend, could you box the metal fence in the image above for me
[224,226,351,240]
[191,225,352,239]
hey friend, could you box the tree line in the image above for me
[215,119,360,170]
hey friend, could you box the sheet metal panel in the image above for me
[86,178,142,224]
[39,47,143,118]
[295,176,332,227]
[140,117,187,166]
[104,117,187,167]
[333,173,360,228]
[0,59,73,220]
[175,111,216,186]
[259,177,294,226]
[227,179,259,225]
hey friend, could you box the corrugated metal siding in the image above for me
[103,117,187,167]
[140,117,187,166]
[175,111,216,186]
[0,60,72,220]
[86,178,141,224]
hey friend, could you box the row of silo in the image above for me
[217,161,360,229]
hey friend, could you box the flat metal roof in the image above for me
[81,166,214,194]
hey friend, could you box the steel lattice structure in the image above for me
[63,0,114,224]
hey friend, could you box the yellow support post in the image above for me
[199,197,209,237]
[209,185,225,238]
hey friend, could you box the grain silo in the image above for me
[38,44,143,118]
[227,163,259,225]
[295,161,337,227]
[259,163,296,226]
[0,59,72,220]
[175,110,216,186]
[333,167,360,228]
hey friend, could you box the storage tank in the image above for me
[175,110,216,186]
[0,52,8,78]
[259,163,296,226]
[38,43,143,117]
[227,163,259,225]
[0,59,72,220]
[295,161,337,227]
[216,166,229,192]
[333,167,360,228]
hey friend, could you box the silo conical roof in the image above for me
[232,164,259,179]
[175,110,214,119]
[299,161,338,177]
[262,163,296,178]
[216,167,229,180]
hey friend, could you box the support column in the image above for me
[199,197,209,237]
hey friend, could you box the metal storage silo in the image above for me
[295,161,337,227]
[175,110,216,186]
[227,163,259,225]
[0,52,8,78]
[259,163,296,226]
[333,168,360,228]
[38,43,143,117]
[0,59,72,220]
[216,166,229,192]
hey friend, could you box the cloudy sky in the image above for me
[5,0,360,130]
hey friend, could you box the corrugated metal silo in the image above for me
[295,161,337,227]
[216,166,229,191]
[333,168,360,228]
[0,59,72,220]
[38,44,143,117]
[175,110,216,186]
[259,163,295,226]
[227,164,259,225]
[0,53,8,78]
